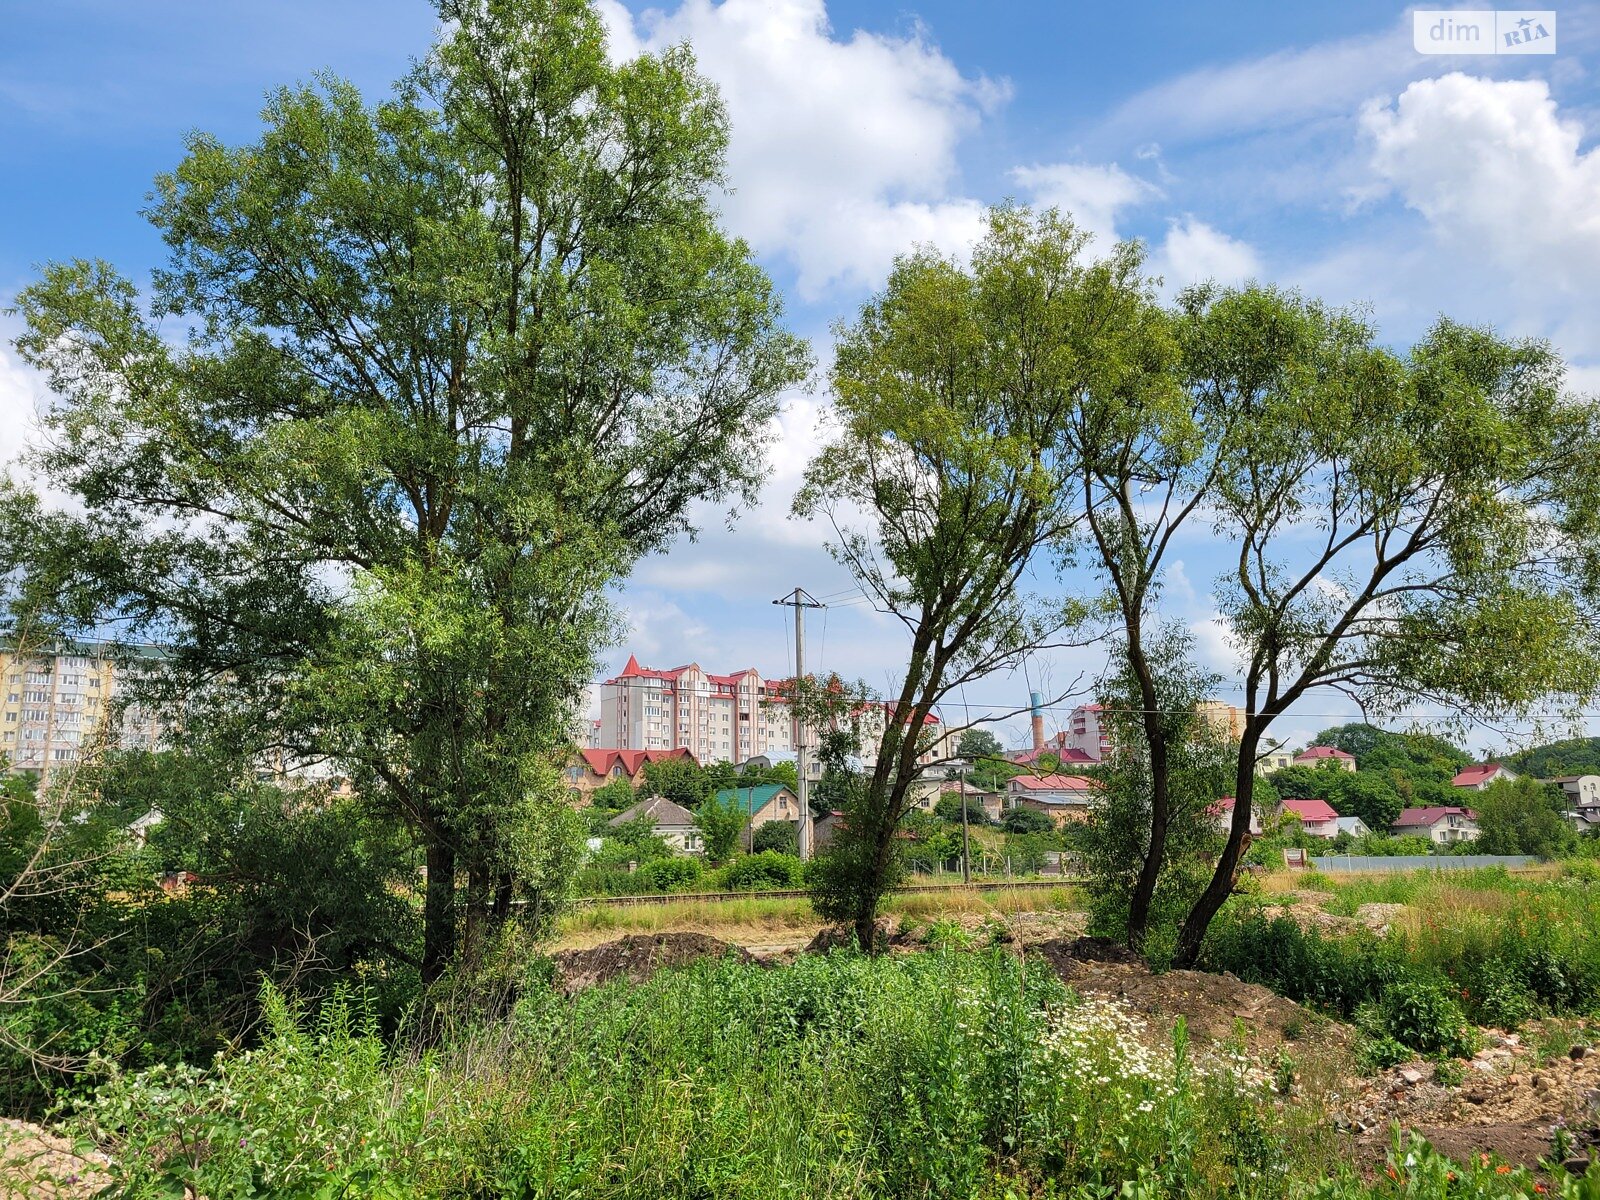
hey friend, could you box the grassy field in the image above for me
[552,883,1084,948]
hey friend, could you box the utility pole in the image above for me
[950,758,971,885]
[772,587,824,860]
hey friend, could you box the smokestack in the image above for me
[1030,690,1045,751]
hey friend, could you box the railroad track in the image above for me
[567,878,1085,908]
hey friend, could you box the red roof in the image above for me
[578,747,698,777]
[1009,773,1097,792]
[1280,797,1339,824]
[1294,746,1355,763]
[1451,763,1507,787]
[606,658,807,693]
[1008,746,1097,766]
[1394,805,1477,828]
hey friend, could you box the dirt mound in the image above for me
[806,919,896,954]
[1342,1030,1600,1169]
[0,1118,108,1198]
[553,933,753,994]
[1032,940,1346,1053]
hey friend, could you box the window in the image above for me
[23,710,47,722]
[24,691,47,704]
[52,748,76,761]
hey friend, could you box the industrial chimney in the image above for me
[1030,690,1045,752]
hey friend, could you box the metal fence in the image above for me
[1308,854,1539,872]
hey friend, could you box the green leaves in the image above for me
[4,0,807,984]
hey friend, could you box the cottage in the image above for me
[1393,805,1480,845]
[1334,816,1370,839]
[711,783,802,828]
[568,747,698,801]
[1450,763,1517,791]
[609,795,702,853]
[1208,796,1263,836]
[1292,746,1356,772]
[1278,798,1341,838]
[1006,773,1097,825]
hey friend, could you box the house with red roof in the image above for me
[1208,796,1264,837]
[1393,805,1481,845]
[1292,746,1356,772]
[1278,797,1341,838]
[567,746,698,803]
[1451,763,1517,791]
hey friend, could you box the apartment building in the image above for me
[598,656,796,763]
[596,655,953,771]
[0,644,163,782]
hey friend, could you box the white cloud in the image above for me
[1008,161,1155,248]
[599,0,1007,298]
[1100,20,1425,148]
[0,337,43,473]
[1155,217,1261,289]
[1361,72,1600,346]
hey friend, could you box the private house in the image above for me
[609,795,701,853]
[1208,796,1263,836]
[1278,798,1340,838]
[1551,775,1600,810]
[1257,749,1296,774]
[940,780,1004,822]
[567,747,698,802]
[1334,816,1371,839]
[1451,763,1517,791]
[1292,746,1356,772]
[1393,805,1481,845]
[1006,742,1098,769]
[1006,773,1097,825]
[711,783,802,828]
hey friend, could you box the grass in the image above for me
[552,884,1084,948]
[48,951,1355,1199]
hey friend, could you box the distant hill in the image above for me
[1506,737,1600,779]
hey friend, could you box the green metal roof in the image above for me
[711,783,792,815]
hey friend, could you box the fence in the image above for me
[1308,854,1539,872]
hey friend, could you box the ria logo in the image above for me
[1412,10,1556,54]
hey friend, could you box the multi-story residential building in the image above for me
[598,656,797,763]
[0,643,164,783]
[595,655,953,773]
[1063,703,1112,760]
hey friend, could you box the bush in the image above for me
[1368,978,1477,1060]
[1002,807,1053,835]
[750,820,799,855]
[635,856,705,893]
[715,851,804,891]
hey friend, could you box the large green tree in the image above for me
[1472,777,1576,857]
[2,0,807,984]
[796,208,1127,951]
[1172,289,1600,965]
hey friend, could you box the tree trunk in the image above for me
[422,839,457,986]
[1122,627,1168,949]
[1172,728,1261,967]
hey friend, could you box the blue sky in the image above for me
[4,1,1600,754]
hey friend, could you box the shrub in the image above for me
[635,856,705,893]
[750,820,799,855]
[1370,978,1477,1059]
[1002,807,1053,835]
[715,851,804,891]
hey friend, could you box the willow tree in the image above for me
[796,207,1152,952]
[3,0,808,984]
[1170,287,1600,966]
